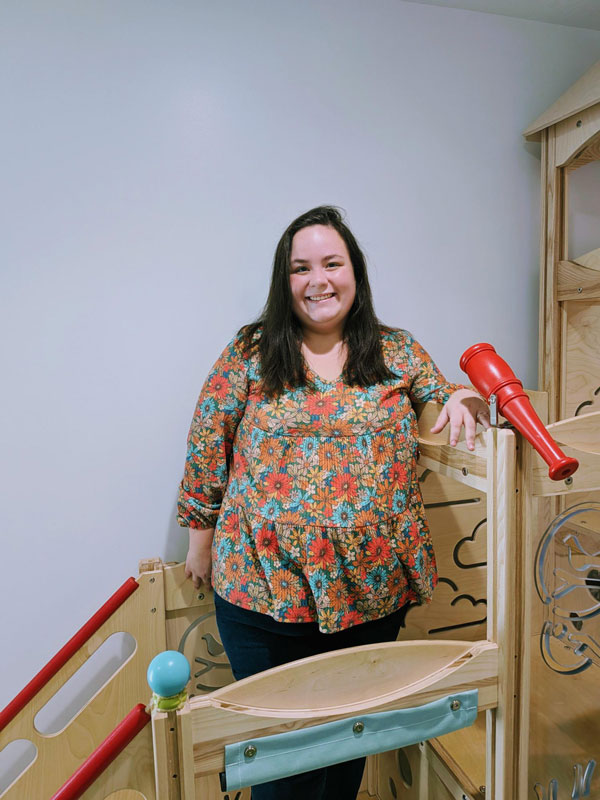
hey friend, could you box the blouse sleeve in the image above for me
[177,334,250,529]
[402,331,466,405]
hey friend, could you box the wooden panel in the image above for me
[81,725,155,800]
[557,260,600,300]
[545,410,600,453]
[430,714,486,799]
[418,440,487,493]
[419,468,484,506]
[163,563,216,614]
[554,102,600,168]
[406,469,487,643]
[563,300,600,419]
[376,745,422,799]
[0,569,166,800]
[527,637,600,795]
[165,606,234,696]
[531,447,600,497]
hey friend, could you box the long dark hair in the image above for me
[241,206,394,396]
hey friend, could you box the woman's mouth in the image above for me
[306,292,335,302]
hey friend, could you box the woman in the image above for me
[177,206,489,799]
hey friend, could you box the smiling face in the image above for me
[289,225,356,337]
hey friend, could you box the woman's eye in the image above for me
[326,262,340,269]
[292,266,309,274]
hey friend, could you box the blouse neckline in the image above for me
[304,362,344,386]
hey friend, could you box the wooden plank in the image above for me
[375,745,422,799]
[554,102,600,168]
[531,447,600,496]
[163,562,215,613]
[418,440,487,493]
[427,736,485,800]
[538,128,565,423]
[545,410,600,452]
[204,640,497,717]
[557,260,600,301]
[176,704,196,800]
[152,711,180,800]
[429,714,486,799]
[486,428,519,799]
[419,468,484,505]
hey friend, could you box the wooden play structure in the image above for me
[1,59,599,800]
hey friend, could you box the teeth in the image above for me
[307,293,334,301]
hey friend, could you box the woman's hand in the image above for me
[431,388,490,451]
[185,527,215,589]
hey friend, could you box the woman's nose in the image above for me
[309,266,328,287]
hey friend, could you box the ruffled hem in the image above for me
[212,500,437,633]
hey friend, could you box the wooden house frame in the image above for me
[524,58,600,424]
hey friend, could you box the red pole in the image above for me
[460,343,579,481]
[0,577,139,732]
[50,703,151,800]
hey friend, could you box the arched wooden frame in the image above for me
[524,60,600,424]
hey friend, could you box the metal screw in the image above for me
[461,467,468,476]
[576,119,583,127]
[150,607,157,613]
[197,593,205,600]
[565,477,574,486]
[578,287,583,293]
[450,699,461,711]
[150,577,155,583]
[244,745,257,758]
[353,721,364,733]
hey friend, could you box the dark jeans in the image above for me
[214,593,409,800]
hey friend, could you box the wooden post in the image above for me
[485,427,519,799]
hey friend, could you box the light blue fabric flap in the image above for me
[224,689,478,790]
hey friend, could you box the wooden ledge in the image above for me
[194,640,498,719]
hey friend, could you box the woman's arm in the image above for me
[400,332,489,450]
[177,334,250,585]
[185,527,214,589]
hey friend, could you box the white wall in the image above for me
[1,0,599,710]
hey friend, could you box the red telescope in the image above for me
[460,343,578,481]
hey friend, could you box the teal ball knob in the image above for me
[147,651,190,697]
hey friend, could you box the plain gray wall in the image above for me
[1,0,599,713]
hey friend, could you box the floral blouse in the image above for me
[177,329,463,633]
